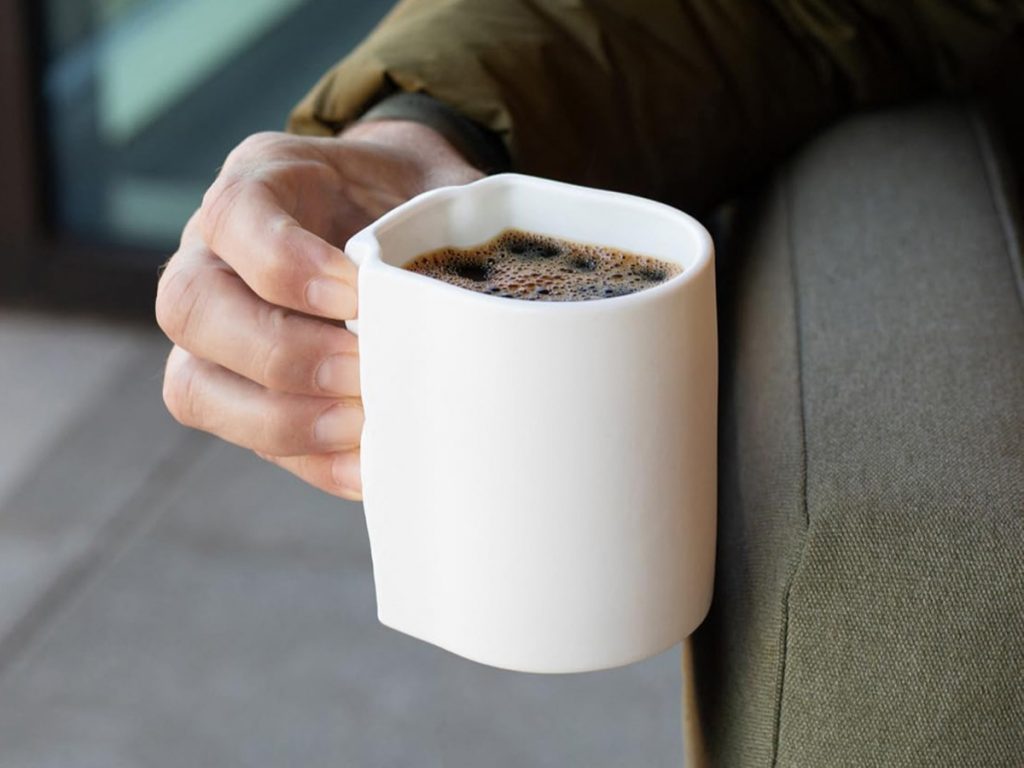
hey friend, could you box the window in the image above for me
[40,0,393,253]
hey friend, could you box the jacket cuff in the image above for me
[358,92,510,175]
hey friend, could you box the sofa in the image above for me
[686,100,1024,767]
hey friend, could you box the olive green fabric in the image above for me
[703,100,1024,766]
[288,0,1024,212]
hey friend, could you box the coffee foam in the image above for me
[403,229,682,302]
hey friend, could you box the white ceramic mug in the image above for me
[344,173,717,673]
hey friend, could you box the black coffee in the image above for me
[403,229,682,301]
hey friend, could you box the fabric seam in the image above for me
[769,166,813,768]
[969,106,1024,319]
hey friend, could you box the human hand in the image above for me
[156,121,484,500]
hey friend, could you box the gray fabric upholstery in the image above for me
[694,101,1024,767]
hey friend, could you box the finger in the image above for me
[198,171,358,320]
[163,346,363,456]
[255,450,363,502]
[157,241,360,397]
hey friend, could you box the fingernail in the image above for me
[306,278,356,318]
[316,353,360,396]
[332,451,362,494]
[314,403,363,449]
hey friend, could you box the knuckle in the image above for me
[199,172,247,248]
[259,395,301,452]
[251,223,302,301]
[256,304,301,390]
[162,350,202,428]
[260,339,293,392]
[155,259,206,344]
[177,209,203,250]
[229,131,284,164]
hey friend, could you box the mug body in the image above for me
[345,174,716,673]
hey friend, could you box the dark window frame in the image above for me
[0,0,161,316]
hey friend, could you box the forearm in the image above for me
[291,0,1024,211]
[290,0,813,209]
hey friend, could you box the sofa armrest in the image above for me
[692,101,1024,767]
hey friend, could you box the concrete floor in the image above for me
[0,309,682,767]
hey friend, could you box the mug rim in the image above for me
[345,173,714,313]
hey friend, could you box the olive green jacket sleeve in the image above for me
[288,0,1024,211]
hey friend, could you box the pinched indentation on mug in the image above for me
[404,229,682,302]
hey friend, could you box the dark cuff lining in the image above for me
[358,92,510,175]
